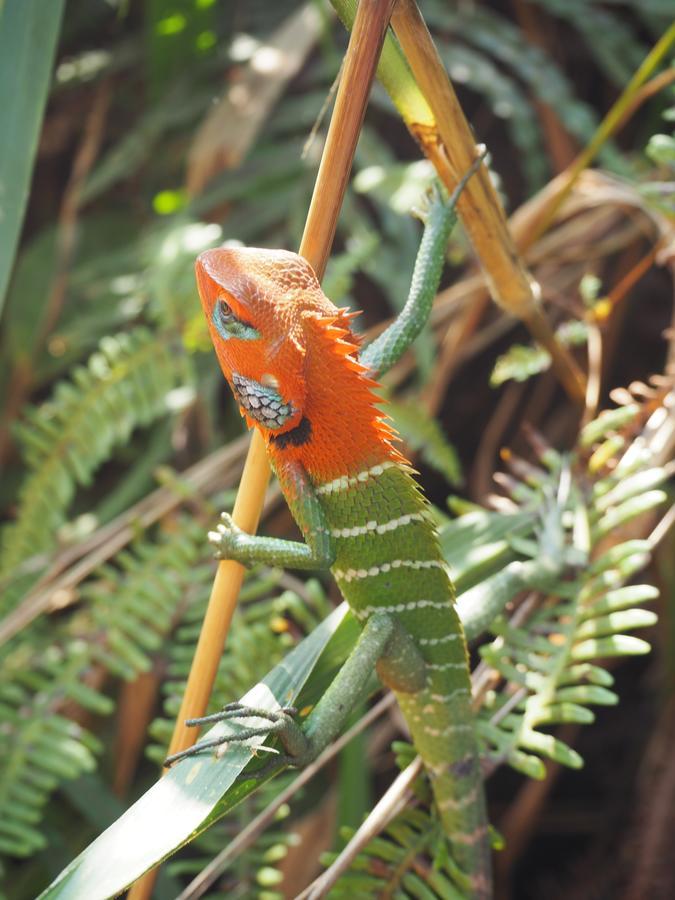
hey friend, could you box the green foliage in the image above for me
[0,519,202,868]
[0,1,671,896]
[389,400,463,486]
[0,493,333,878]
[0,328,193,581]
[491,320,588,386]
[326,805,467,899]
[0,0,65,313]
[474,403,664,777]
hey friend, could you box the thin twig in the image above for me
[583,322,603,425]
[648,503,675,549]
[601,242,662,315]
[297,757,423,900]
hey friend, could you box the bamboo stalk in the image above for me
[299,0,398,278]
[127,1,396,896]
[389,0,586,404]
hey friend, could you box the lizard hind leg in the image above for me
[375,619,428,695]
[164,703,309,768]
[164,612,406,772]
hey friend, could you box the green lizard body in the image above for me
[323,460,490,885]
[189,169,491,897]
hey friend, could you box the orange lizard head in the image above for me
[195,246,339,435]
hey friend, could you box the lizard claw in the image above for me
[411,180,444,224]
[163,703,305,768]
[208,512,246,559]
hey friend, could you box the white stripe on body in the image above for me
[330,511,427,538]
[315,461,396,495]
[334,559,446,582]
[352,598,450,621]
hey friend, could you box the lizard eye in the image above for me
[213,296,260,341]
[216,298,235,322]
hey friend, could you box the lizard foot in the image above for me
[164,703,308,768]
[208,512,247,560]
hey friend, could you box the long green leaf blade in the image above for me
[0,0,65,314]
[39,603,349,900]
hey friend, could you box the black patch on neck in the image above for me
[270,416,312,449]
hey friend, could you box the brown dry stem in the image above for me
[390,0,586,404]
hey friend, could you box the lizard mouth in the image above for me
[231,372,296,431]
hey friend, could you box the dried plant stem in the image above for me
[0,436,258,645]
[299,0,397,278]
[603,242,662,314]
[298,758,423,900]
[520,21,675,246]
[583,323,603,425]
[390,0,586,404]
[128,2,397,897]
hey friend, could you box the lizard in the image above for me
[176,161,491,898]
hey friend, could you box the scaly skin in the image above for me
[194,180,490,897]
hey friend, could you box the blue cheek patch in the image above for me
[212,304,260,341]
[231,372,295,430]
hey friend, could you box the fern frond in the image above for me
[325,791,467,899]
[0,646,104,859]
[0,518,204,864]
[0,328,193,580]
[389,400,463,486]
[477,412,665,780]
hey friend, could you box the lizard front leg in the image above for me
[210,460,335,570]
[360,150,485,379]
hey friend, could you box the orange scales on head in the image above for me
[195,246,406,488]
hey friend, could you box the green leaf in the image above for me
[40,604,349,900]
[646,133,675,167]
[438,508,534,591]
[575,608,657,641]
[579,404,640,447]
[580,584,660,619]
[490,321,588,386]
[571,634,651,662]
[0,0,65,315]
[389,400,462,486]
[519,729,583,769]
[554,685,618,707]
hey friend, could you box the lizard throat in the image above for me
[231,372,296,430]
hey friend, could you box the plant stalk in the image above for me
[388,0,586,403]
[520,20,675,246]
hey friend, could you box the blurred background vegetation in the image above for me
[0,1,674,897]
